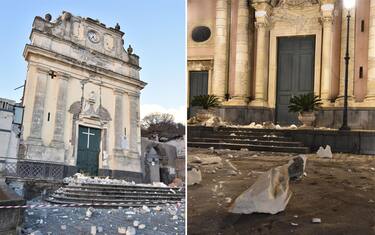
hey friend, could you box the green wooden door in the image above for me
[276,36,315,125]
[77,126,101,176]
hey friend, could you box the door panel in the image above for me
[77,126,101,176]
[188,71,209,118]
[276,36,315,125]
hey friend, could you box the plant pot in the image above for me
[196,108,215,122]
[298,112,316,127]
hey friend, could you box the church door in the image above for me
[188,71,208,118]
[77,126,101,176]
[276,36,315,125]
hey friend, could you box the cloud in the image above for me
[140,104,186,124]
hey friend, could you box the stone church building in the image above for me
[188,0,375,129]
[19,12,146,180]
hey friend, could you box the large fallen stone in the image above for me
[317,145,332,159]
[187,166,202,186]
[228,163,292,214]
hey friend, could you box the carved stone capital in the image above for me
[36,66,50,74]
[57,72,71,81]
[113,88,125,95]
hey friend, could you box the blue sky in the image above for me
[0,0,186,122]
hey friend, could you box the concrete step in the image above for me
[63,188,184,197]
[189,137,304,147]
[54,191,183,200]
[45,198,168,208]
[187,141,310,153]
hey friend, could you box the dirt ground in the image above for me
[187,147,375,235]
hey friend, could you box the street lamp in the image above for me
[340,0,355,131]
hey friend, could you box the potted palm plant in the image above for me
[288,93,322,127]
[191,95,220,121]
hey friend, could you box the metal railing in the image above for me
[0,157,65,180]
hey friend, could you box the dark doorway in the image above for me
[188,71,208,118]
[276,36,315,125]
[77,126,101,176]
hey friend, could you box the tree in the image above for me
[141,113,185,140]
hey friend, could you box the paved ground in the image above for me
[187,147,375,235]
[22,198,185,235]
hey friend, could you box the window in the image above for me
[191,26,211,42]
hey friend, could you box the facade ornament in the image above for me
[127,45,133,55]
[115,23,121,30]
[45,13,52,22]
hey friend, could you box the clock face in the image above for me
[87,30,100,43]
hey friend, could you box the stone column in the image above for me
[28,67,49,142]
[320,3,335,104]
[113,89,124,151]
[366,0,375,102]
[212,0,229,99]
[230,0,250,105]
[51,73,69,148]
[251,3,271,106]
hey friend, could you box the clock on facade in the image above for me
[87,30,100,43]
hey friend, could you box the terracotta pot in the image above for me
[196,108,215,121]
[298,112,316,127]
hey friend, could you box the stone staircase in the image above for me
[188,126,310,153]
[45,183,184,207]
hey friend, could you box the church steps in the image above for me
[187,141,310,153]
[46,195,180,204]
[45,199,170,208]
[200,134,291,141]
[63,188,184,196]
[65,184,184,193]
[51,192,183,200]
[189,137,304,147]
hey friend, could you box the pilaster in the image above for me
[227,0,250,105]
[320,3,335,105]
[251,2,272,107]
[212,0,229,100]
[113,89,125,153]
[50,72,70,148]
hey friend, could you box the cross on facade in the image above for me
[82,128,95,149]
[49,70,57,79]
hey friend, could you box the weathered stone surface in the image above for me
[228,163,292,214]
[288,155,307,180]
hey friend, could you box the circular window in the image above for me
[192,26,211,42]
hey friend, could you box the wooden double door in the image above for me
[276,36,315,125]
[77,126,101,176]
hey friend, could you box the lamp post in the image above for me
[340,0,355,131]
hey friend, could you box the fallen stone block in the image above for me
[317,145,332,159]
[187,167,202,186]
[288,155,307,180]
[228,162,292,214]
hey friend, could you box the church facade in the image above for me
[188,0,375,129]
[20,12,146,180]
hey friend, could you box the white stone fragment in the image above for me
[317,145,332,159]
[153,205,162,211]
[290,124,298,129]
[291,222,299,226]
[86,207,94,218]
[141,205,151,213]
[133,220,140,227]
[126,226,136,235]
[312,218,322,223]
[138,224,146,229]
[61,225,67,230]
[90,226,97,235]
[187,167,202,186]
[97,226,103,233]
[228,163,292,214]
[172,215,178,220]
[118,227,127,234]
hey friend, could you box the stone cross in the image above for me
[49,70,57,79]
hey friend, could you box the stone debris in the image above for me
[312,218,322,223]
[187,167,202,186]
[288,155,307,180]
[118,227,127,234]
[290,124,298,129]
[138,224,146,229]
[225,197,232,203]
[290,222,299,226]
[141,205,151,213]
[228,160,294,214]
[64,173,168,188]
[90,225,97,235]
[133,220,140,227]
[61,225,67,230]
[230,133,236,136]
[317,145,332,159]
[97,226,103,233]
[86,207,94,218]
